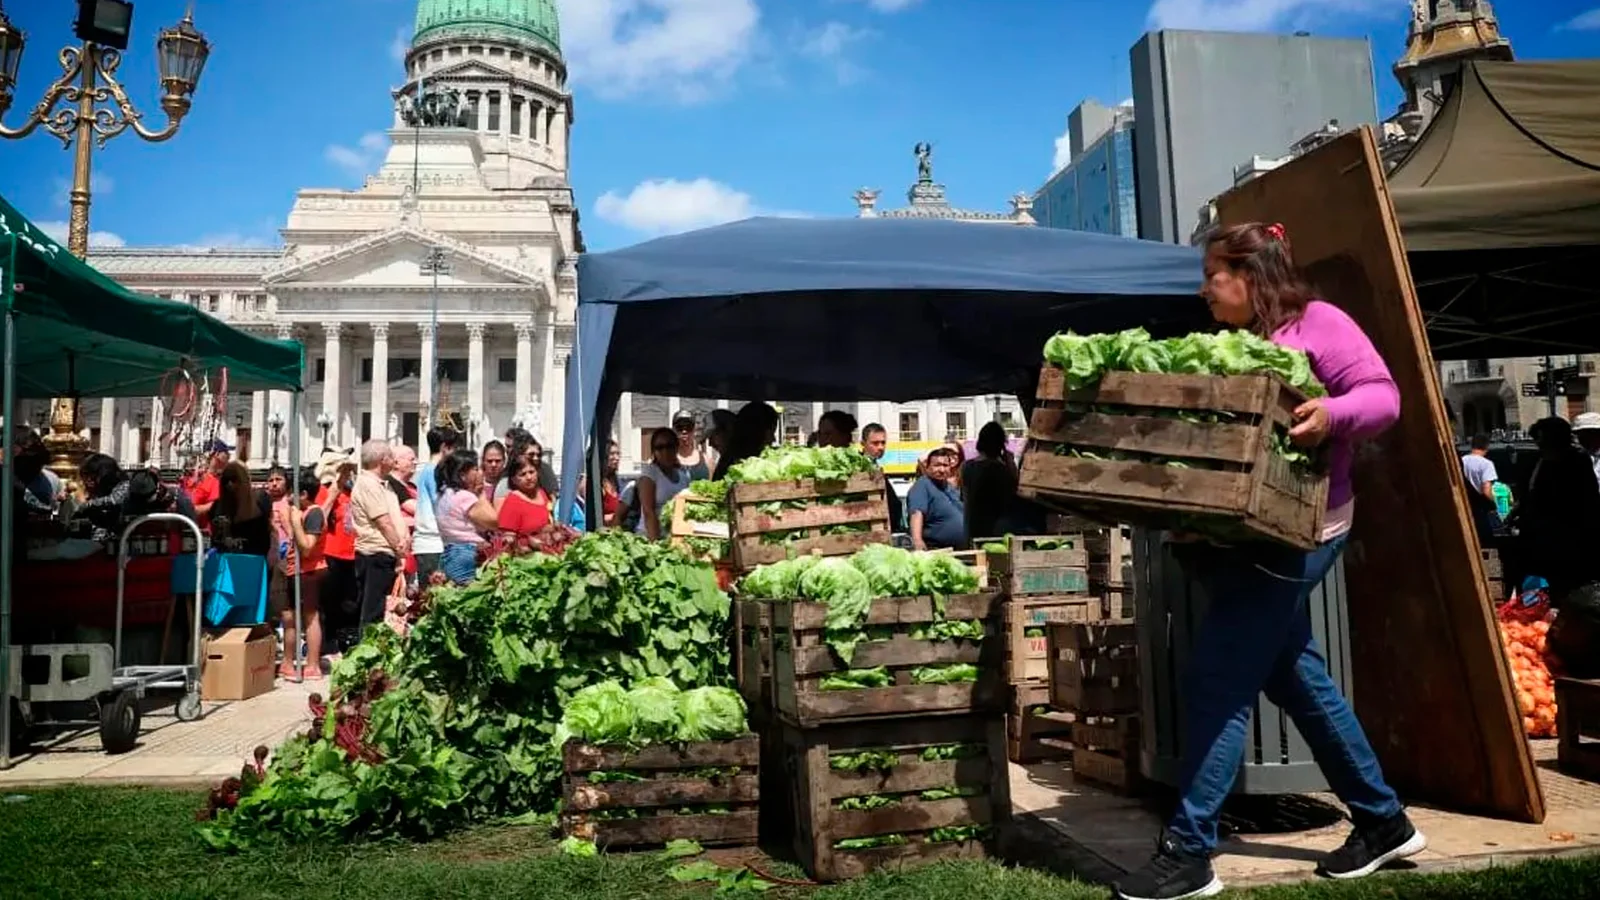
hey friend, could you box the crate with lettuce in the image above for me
[1017,327,1330,550]
[557,679,760,848]
[721,446,892,570]
[664,479,732,565]
[737,544,1002,726]
[784,712,1010,881]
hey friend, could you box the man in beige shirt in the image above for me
[350,439,409,632]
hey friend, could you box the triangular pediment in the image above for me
[265,226,544,289]
[423,59,516,82]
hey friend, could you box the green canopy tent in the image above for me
[0,194,305,768]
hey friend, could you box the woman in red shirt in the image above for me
[497,457,551,536]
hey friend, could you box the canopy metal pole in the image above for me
[1,304,17,770]
[290,390,303,680]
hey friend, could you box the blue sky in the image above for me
[0,0,1595,252]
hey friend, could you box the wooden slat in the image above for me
[1019,453,1252,515]
[1028,410,1260,464]
[829,795,994,838]
[826,757,992,796]
[566,809,759,847]
[827,840,987,883]
[779,593,998,631]
[733,528,890,568]
[733,496,889,532]
[1215,126,1542,822]
[784,682,1001,724]
[1036,367,1282,414]
[564,774,760,811]
[563,736,760,773]
[729,471,885,504]
[790,636,986,676]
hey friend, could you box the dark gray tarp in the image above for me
[1388,60,1600,359]
[558,216,1210,517]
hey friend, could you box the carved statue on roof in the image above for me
[403,86,469,129]
[914,142,934,183]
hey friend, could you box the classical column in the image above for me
[514,319,534,412]
[99,397,117,454]
[467,322,487,425]
[322,322,343,447]
[119,401,139,466]
[619,392,636,469]
[370,322,390,442]
[539,313,557,443]
[270,323,295,463]
[418,322,436,421]
[547,348,568,472]
[552,103,569,170]
[971,395,992,430]
[149,398,165,467]
[923,400,941,441]
[249,391,267,463]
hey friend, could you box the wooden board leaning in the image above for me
[560,736,760,849]
[783,714,1012,882]
[728,471,891,571]
[1017,366,1328,550]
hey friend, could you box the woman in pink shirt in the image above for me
[1115,224,1423,900]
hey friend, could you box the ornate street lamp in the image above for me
[267,411,284,465]
[0,0,211,485]
[316,411,333,449]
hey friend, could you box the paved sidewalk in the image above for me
[1011,740,1600,888]
[1,678,318,785]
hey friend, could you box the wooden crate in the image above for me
[560,736,760,849]
[1083,527,1133,592]
[1482,548,1504,601]
[1008,681,1073,763]
[1005,597,1106,684]
[1017,366,1328,550]
[736,600,772,718]
[729,471,891,571]
[784,714,1011,882]
[1049,623,1140,715]
[981,534,1092,597]
[770,592,1004,727]
[1557,678,1600,782]
[669,491,731,563]
[1071,714,1140,792]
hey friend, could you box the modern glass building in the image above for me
[1034,104,1139,237]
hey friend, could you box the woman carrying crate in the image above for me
[1114,223,1424,900]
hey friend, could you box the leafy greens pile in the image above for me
[723,445,878,484]
[555,679,749,748]
[668,446,884,553]
[670,479,732,561]
[1043,327,1325,397]
[198,531,734,850]
[739,545,985,673]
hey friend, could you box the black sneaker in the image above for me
[1317,812,1428,879]
[1113,833,1223,900]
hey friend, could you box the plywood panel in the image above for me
[1213,127,1543,823]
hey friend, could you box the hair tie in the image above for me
[1265,222,1287,242]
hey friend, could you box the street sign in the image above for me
[1548,365,1581,383]
[1522,383,1546,397]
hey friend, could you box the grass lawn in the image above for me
[0,785,1597,900]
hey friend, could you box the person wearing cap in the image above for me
[185,438,234,527]
[671,410,711,482]
[1573,413,1600,483]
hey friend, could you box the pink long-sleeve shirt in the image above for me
[1271,300,1400,511]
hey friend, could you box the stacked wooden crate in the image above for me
[1050,622,1141,793]
[986,533,1098,763]
[561,736,761,849]
[740,559,1011,882]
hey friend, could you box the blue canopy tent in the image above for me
[559,216,1209,520]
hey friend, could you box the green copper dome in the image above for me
[413,0,561,56]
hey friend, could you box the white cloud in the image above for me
[852,0,923,11]
[1147,0,1390,31]
[51,170,115,210]
[324,132,389,179]
[36,220,125,249]
[594,178,758,236]
[1052,126,1073,174]
[555,0,761,103]
[798,21,873,84]
[1559,8,1600,30]
[390,24,411,63]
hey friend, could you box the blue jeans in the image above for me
[441,542,479,585]
[1168,534,1401,854]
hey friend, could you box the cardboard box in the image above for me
[201,625,276,701]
